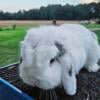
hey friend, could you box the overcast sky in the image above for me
[0,0,97,12]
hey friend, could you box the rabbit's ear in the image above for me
[61,66,77,95]
[55,41,66,58]
[69,65,75,77]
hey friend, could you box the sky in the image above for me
[0,0,98,12]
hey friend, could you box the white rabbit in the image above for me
[19,24,100,95]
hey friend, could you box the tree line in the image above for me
[0,2,100,20]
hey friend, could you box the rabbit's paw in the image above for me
[87,64,100,72]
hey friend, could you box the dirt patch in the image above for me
[0,20,80,27]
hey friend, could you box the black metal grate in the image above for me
[0,62,100,100]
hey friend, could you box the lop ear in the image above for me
[55,41,66,57]
[61,66,77,95]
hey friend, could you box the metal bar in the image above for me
[0,62,20,69]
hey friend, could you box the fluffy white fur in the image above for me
[19,24,100,95]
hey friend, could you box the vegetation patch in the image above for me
[0,26,27,66]
[0,24,100,67]
[85,24,100,29]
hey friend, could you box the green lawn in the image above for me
[94,30,100,42]
[0,25,39,67]
[0,24,100,67]
[85,24,100,29]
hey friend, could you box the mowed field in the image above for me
[0,20,100,67]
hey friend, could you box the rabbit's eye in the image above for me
[50,58,55,64]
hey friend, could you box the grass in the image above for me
[0,25,38,67]
[0,24,100,67]
[94,30,100,42]
[85,24,100,29]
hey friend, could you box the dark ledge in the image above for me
[0,62,100,100]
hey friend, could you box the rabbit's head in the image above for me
[19,41,76,95]
[19,41,64,90]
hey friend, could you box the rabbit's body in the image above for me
[19,24,100,95]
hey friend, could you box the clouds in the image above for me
[96,0,100,2]
[0,0,99,12]
[81,0,98,3]
[0,0,79,12]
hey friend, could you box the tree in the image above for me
[0,3,99,20]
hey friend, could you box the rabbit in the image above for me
[19,24,100,95]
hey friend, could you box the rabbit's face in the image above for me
[33,45,62,89]
[20,41,77,95]
[20,43,62,90]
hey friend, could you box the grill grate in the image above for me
[39,90,58,100]
[0,62,100,100]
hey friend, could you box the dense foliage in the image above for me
[0,3,100,20]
